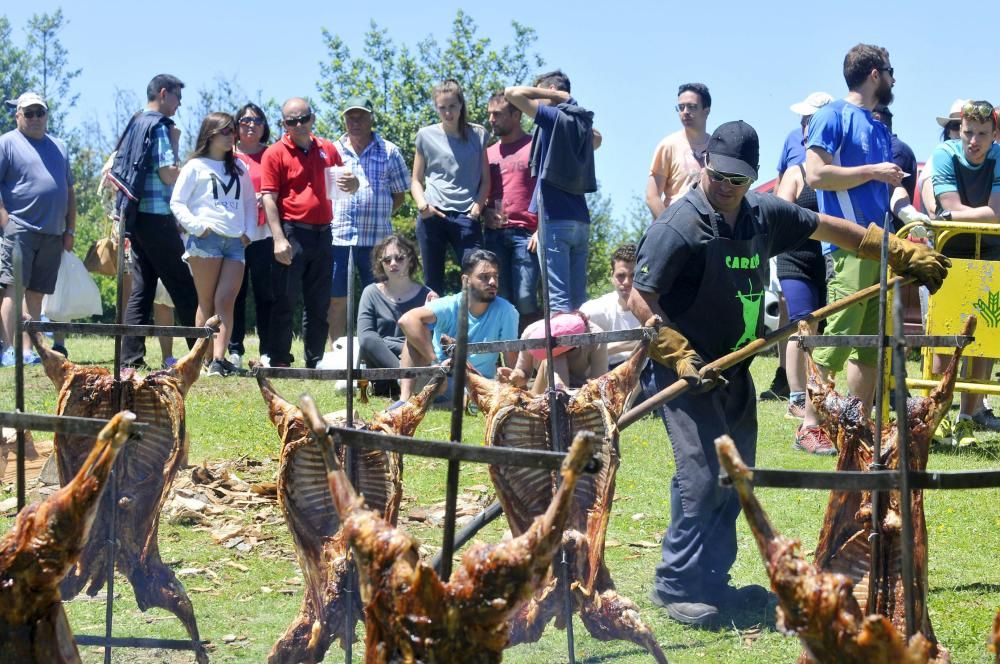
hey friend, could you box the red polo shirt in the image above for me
[260,133,343,224]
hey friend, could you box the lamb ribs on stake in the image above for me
[799,316,976,663]
[258,371,445,664]
[1,412,136,664]
[30,320,218,664]
[300,394,603,663]
[466,342,668,663]
[716,436,932,663]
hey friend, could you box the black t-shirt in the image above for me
[633,183,819,318]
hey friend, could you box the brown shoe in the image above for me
[786,401,805,420]
[793,425,837,456]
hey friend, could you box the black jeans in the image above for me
[269,222,333,368]
[229,237,275,357]
[122,212,197,366]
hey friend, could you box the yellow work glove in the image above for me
[649,324,723,393]
[857,223,951,294]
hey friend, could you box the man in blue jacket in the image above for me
[505,71,598,314]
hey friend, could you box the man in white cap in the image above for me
[917,99,968,213]
[327,96,409,345]
[776,92,834,185]
[0,92,76,367]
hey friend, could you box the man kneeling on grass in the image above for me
[396,249,518,403]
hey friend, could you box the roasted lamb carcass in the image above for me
[466,342,667,663]
[801,317,975,663]
[299,394,602,663]
[716,435,932,663]
[1,412,136,664]
[30,320,219,663]
[259,369,446,664]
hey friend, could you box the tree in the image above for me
[23,9,80,135]
[316,11,543,291]
[178,76,281,156]
[0,16,34,135]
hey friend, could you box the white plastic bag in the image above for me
[43,250,104,321]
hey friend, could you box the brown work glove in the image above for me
[649,322,723,393]
[857,223,952,294]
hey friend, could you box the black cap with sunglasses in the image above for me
[705,120,759,181]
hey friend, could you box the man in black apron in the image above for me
[929,100,1000,429]
[629,120,951,628]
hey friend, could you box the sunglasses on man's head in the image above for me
[21,109,46,119]
[962,101,997,124]
[283,113,313,127]
[706,167,754,187]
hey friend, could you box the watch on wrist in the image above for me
[65,228,75,236]
[940,210,953,221]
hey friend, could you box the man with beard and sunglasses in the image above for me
[261,97,358,368]
[629,120,950,628]
[797,43,930,453]
[396,249,518,402]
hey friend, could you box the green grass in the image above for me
[4,336,1000,662]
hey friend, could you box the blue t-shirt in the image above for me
[530,103,591,223]
[428,292,519,378]
[930,140,1000,198]
[776,127,805,175]
[0,129,72,235]
[806,100,893,253]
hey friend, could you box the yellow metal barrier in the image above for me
[901,221,1000,396]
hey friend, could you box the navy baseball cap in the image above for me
[706,120,759,180]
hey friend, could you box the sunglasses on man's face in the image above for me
[706,167,754,187]
[21,109,47,119]
[284,113,313,127]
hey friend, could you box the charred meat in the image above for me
[1,412,135,664]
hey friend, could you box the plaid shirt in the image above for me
[332,132,410,246]
[138,123,176,214]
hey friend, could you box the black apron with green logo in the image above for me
[646,212,770,598]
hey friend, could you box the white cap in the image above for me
[936,99,969,127]
[4,91,48,111]
[789,92,833,117]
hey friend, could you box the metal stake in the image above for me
[437,283,470,579]
[892,282,917,639]
[343,246,356,663]
[13,244,26,511]
[867,213,891,611]
[534,189,576,662]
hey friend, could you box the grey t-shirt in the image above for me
[415,123,487,212]
[0,129,72,235]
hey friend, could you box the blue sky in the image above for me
[6,1,994,225]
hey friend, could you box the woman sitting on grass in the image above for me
[169,112,255,377]
[357,233,436,397]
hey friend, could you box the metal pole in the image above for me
[535,189,576,662]
[438,283,469,579]
[867,213,891,611]
[13,244,26,512]
[343,246,355,663]
[106,205,129,664]
[892,282,917,639]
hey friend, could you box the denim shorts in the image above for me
[185,232,245,262]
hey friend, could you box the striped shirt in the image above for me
[138,123,176,215]
[332,132,410,246]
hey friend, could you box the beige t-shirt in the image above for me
[648,130,707,205]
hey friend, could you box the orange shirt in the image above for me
[648,130,707,206]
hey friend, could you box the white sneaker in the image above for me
[228,352,243,371]
[259,354,270,368]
